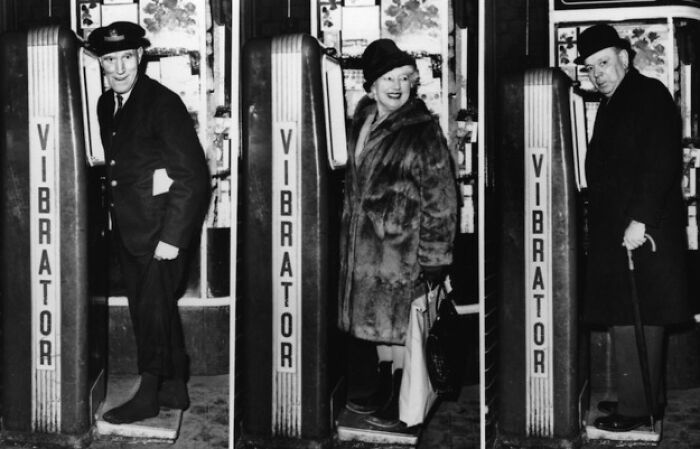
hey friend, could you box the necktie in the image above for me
[115,94,123,117]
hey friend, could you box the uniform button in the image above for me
[110,160,116,166]
[109,202,115,207]
[111,180,118,187]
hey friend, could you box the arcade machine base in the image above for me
[336,409,420,446]
[95,375,182,441]
[584,393,661,444]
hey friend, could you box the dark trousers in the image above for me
[117,242,189,379]
[613,325,665,416]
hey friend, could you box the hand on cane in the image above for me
[622,220,646,250]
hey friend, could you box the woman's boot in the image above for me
[346,361,393,414]
[366,368,404,429]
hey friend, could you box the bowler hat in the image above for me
[361,39,416,92]
[86,21,150,57]
[574,24,631,65]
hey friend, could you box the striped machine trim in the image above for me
[270,34,303,437]
[28,26,62,433]
[524,69,554,437]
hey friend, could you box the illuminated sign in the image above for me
[524,70,557,437]
[29,114,62,432]
[525,147,551,380]
[30,117,60,373]
[525,142,554,436]
[270,36,304,437]
[272,121,300,374]
[27,29,62,433]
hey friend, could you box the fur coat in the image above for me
[338,96,458,344]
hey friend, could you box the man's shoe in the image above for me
[103,373,160,424]
[597,400,618,415]
[103,398,159,424]
[158,379,190,410]
[593,413,651,432]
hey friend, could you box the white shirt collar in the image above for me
[115,88,133,105]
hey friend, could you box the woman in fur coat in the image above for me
[338,39,458,428]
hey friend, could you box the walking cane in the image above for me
[625,233,657,432]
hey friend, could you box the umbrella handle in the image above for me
[626,233,657,270]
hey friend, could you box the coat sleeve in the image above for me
[96,92,112,150]
[413,121,458,267]
[627,80,682,228]
[152,90,210,249]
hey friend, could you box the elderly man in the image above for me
[87,22,210,424]
[576,24,690,432]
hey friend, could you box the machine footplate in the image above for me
[336,408,420,446]
[95,375,182,441]
[585,394,662,444]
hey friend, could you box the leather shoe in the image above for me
[597,400,617,415]
[365,414,406,430]
[158,379,190,410]
[594,413,651,432]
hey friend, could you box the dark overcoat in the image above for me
[97,75,210,256]
[583,68,690,326]
[338,97,458,344]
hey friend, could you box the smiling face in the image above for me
[369,65,417,118]
[584,46,629,98]
[100,48,143,94]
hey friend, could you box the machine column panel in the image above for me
[498,68,580,443]
[1,25,101,445]
[241,34,333,447]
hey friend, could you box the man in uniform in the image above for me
[87,21,210,424]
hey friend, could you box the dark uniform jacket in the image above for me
[338,97,458,344]
[583,68,690,326]
[98,74,209,256]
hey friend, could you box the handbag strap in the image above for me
[424,281,432,324]
[424,280,448,324]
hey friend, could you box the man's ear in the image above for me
[137,47,144,63]
[620,48,630,70]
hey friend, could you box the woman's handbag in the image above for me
[425,281,461,398]
[398,285,439,427]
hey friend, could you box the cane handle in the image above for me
[626,233,657,270]
[644,233,657,252]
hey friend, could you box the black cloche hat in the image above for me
[361,39,416,92]
[86,21,150,57]
[574,23,632,65]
